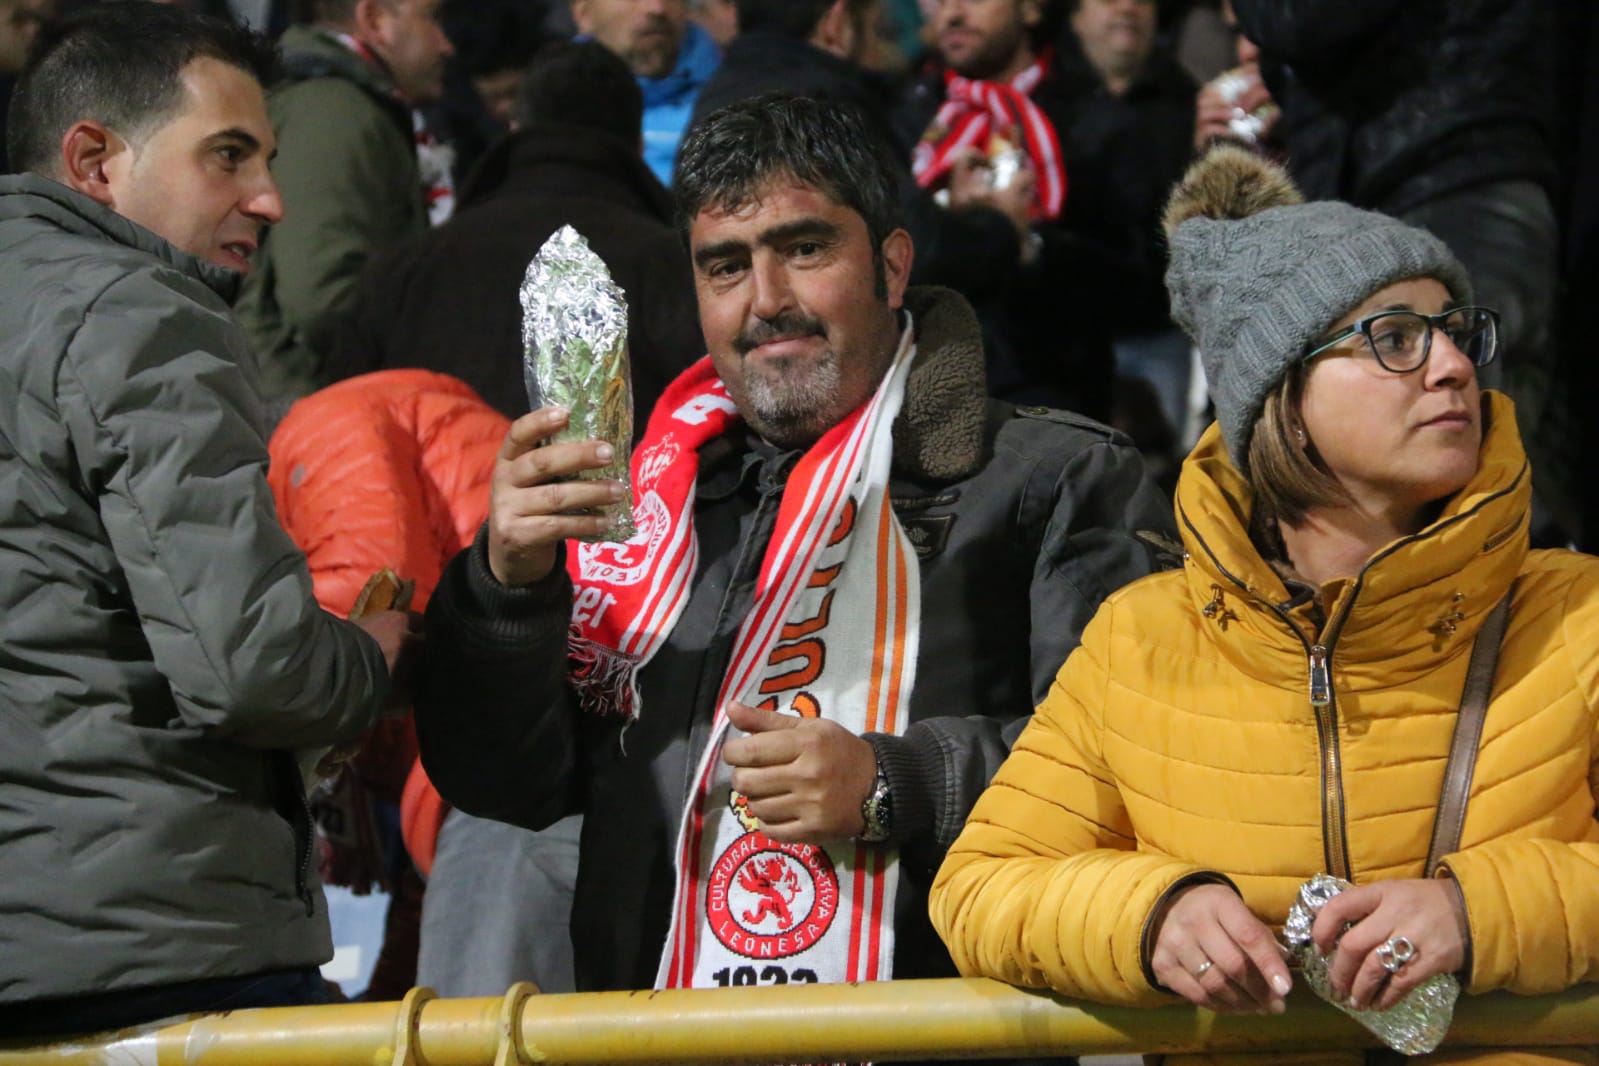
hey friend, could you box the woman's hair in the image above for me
[1244,364,1350,560]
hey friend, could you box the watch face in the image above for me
[861,774,892,842]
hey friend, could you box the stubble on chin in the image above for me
[740,351,843,448]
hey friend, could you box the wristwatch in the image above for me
[858,766,893,844]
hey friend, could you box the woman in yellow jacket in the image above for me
[929,145,1599,1065]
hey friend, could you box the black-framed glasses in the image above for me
[1302,306,1501,373]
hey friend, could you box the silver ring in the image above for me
[1375,935,1417,974]
[1193,958,1214,978]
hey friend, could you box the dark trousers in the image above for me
[0,967,329,1041]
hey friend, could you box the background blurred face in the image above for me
[1069,0,1155,85]
[102,57,284,274]
[0,0,49,75]
[933,0,1038,81]
[572,0,686,80]
[1298,278,1483,519]
[690,180,911,449]
[368,0,453,103]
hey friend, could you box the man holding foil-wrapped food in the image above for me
[415,93,1172,1021]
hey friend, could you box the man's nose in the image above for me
[749,256,794,321]
[246,174,285,226]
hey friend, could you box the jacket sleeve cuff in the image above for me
[862,730,940,850]
[1138,871,1241,992]
[442,524,573,649]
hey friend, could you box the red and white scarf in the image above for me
[911,54,1067,222]
[565,325,922,991]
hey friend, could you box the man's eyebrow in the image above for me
[204,127,265,153]
[759,217,842,247]
[693,238,748,270]
[692,217,843,270]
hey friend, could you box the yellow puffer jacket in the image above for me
[930,393,1599,1065]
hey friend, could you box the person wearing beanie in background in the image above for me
[928,144,1599,1064]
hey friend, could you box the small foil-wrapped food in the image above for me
[520,224,636,542]
[1282,873,1459,1055]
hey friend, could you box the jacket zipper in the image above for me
[1178,462,1526,885]
[1306,643,1350,880]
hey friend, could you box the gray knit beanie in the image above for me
[1163,145,1473,470]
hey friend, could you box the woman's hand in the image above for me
[1150,883,1293,1014]
[1311,878,1470,1011]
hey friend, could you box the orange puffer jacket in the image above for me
[270,369,508,869]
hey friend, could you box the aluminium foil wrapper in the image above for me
[1282,873,1459,1055]
[520,225,636,542]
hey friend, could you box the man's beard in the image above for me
[625,19,681,78]
[947,22,1028,80]
[743,350,843,447]
[735,311,840,448]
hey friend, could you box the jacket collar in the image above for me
[1175,390,1530,685]
[0,174,242,301]
[279,24,405,106]
[891,286,991,483]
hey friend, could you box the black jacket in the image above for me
[416,286,1174,993]
[328,122,704,425]
[1231,0,1557,214]
[1042,37,1196,337]
[896,57,1124,416]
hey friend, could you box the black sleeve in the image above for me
[415,529,583,829]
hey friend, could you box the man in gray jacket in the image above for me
[0,2,409,1038]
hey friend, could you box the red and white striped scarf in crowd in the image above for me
[334,32,454,225]
[562,325,921,992]
[911,54,1067,222]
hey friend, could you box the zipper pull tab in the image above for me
[1308,644,1331,707]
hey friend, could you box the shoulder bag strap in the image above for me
[1424,587,1515,874]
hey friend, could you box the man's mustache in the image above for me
[734,313,827,356]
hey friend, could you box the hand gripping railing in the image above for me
[3,978,1598,1065]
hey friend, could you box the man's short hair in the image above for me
[674,93,902,248]
[7,1,279,177]
[514,40,642,145]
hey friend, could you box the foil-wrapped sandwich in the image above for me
[1282,873,1459,1055]
[520,225,636,542]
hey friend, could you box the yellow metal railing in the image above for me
[3,978,1598,1065]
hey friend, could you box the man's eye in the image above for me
[792,241,822,257]
[217,146,244,165]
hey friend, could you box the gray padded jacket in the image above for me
[0,176,388,1004]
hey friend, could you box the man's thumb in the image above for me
[726,700,799,732]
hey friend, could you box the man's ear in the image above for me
[59,120,122,208]
[352,0,391,48]
[570,0,593,35]
[880,227,914,310]
[1021,0,1044,31]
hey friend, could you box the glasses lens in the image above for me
[1364,312,1429,371]
[1444,307,1498,366]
